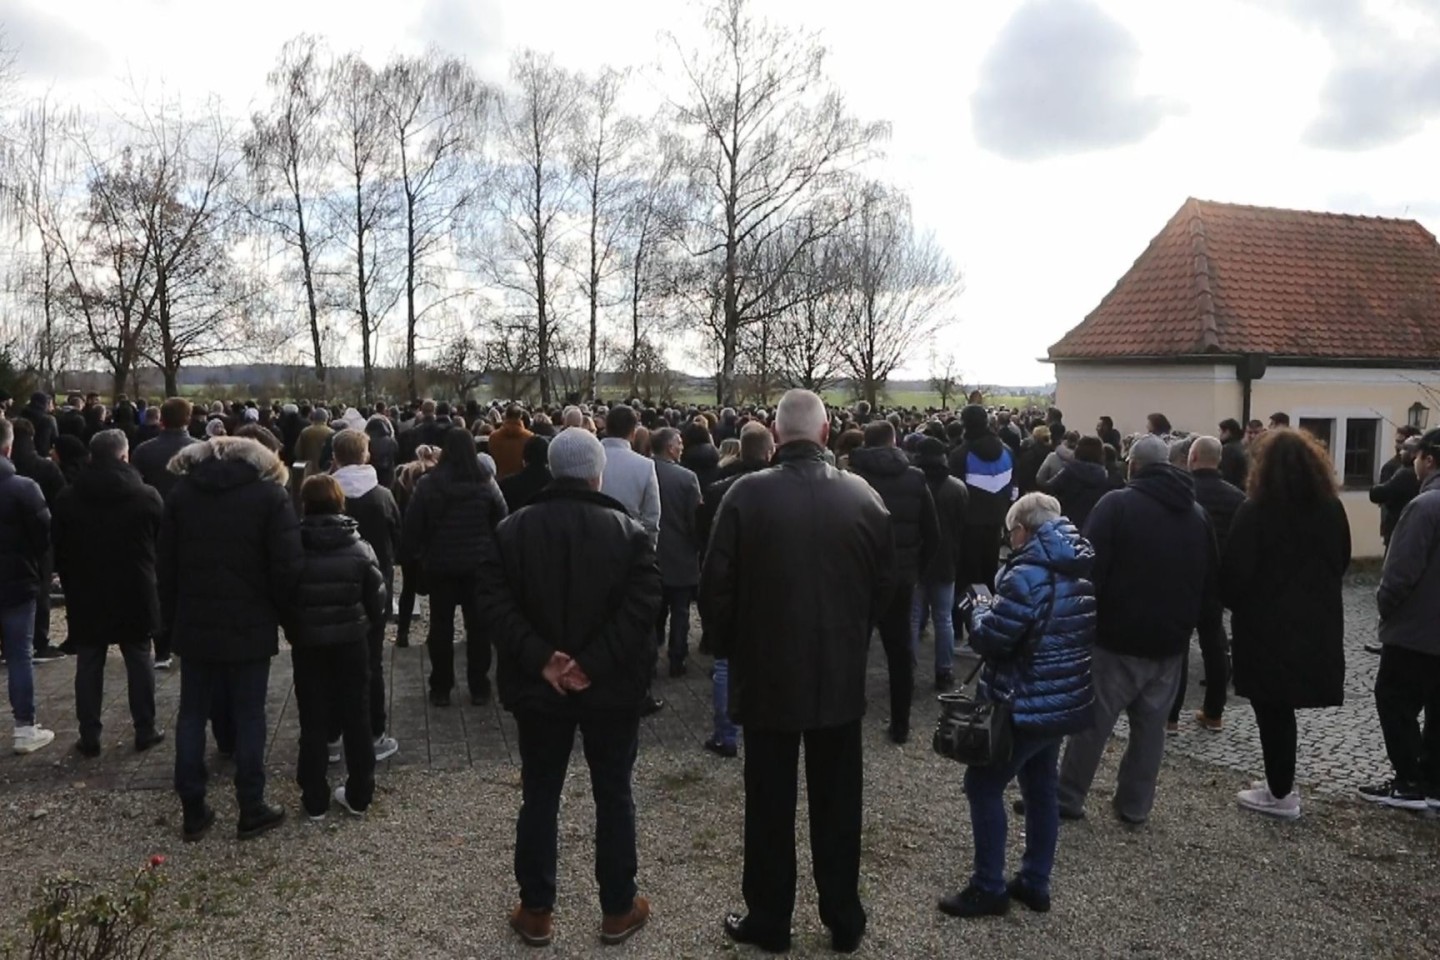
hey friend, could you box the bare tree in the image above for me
[620,127,686,397]
[245,35,333,387]
[666,0,887,404]
[927,347,964,410]
[492,49,579,405]
[329,52,401,403]
[569,67,641,399]
[480,311,541,402]
[763,216,846,394]
[833,182,962,407]
[379,50,488,400]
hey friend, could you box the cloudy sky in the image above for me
[5,0,1439,386]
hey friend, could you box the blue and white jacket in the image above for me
[969,518,1096,736]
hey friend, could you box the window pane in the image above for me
[1344,418,1380,488]
[1298,417,1333,452]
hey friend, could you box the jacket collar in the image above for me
[530,479,631,515]
[775,440,826,464]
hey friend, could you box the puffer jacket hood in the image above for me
[1128,463,1196,513]
[168,437,289,490]
[333,464,379,499]
[72,457,147,502]
[970,518,1097,736]
[300,512,361,551]
[847,444,910,477]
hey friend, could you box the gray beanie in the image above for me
[548,428,607,481]
[1129,435,1170,470]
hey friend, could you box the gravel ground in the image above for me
[1,727,1437,959]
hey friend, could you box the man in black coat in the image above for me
[9,418,65,662]
[478,427,660,948]
[1058,435,1217,826]
[159,437,303,841]
[18,392,57,458]
[1218,419,1250,490]
[52,430,164,756]
[848,420,939,743]
[1371,433,1422,552]
[1172,436,1248,728]
[132,398,199,501]
[700,390,896,955]
[332,430,402,761]
[0,418,56,754]
[499,436,551,513]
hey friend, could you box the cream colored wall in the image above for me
[1051,362,1440,558]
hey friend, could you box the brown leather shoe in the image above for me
[510,903,554,947]
[600,895,650,945]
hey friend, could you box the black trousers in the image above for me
[514,711,640,916]
[877,581,915,733]
[427,574,488,696]
[743,721,865,942]
[75,640,156,744]
[960,524,1002,590]
[32,556,52,651]
[1169,605,1229,722]
[1374,644,1440,791]
[1250,701,1297,798]
[655,586,694,667]
[293,642,374,817]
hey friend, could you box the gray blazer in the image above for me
[655,457,702,587]
[600,438,661,542]
[1378,471,1440,655]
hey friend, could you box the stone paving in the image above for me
[0,573,1394,800]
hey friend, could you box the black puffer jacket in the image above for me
[700,442,897,732]
[479,481,662,715]
[158,438,304,662]
[0,456,50,608]
[399,469,507,577]
[848,445,939,584]
[19,400,57,457]
[288,514,386,649]
[52,458,162,645]
[1081,464,1217,660]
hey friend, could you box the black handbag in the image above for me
[932,573,1055,768]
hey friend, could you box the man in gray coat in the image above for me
[1363,427,1440,808]
[600,405,660,542]
[652,428,702,678]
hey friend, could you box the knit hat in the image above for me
[914,436,948,469]
[548,427,607,481]
[1128,434,1170,470]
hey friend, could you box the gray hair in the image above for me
[651,427,681,457]
[1006,492,1063,534]
[1168,435,1196,468]
[90,428,130,462]
[775,389,827,444]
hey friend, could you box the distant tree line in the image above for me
[0,0,961,407]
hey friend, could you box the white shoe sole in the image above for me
[1236,797,1301,820]
[13,738,54,755]
[374,743,399,762]
[1381,796,1429,811]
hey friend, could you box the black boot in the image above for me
[237,802,286,840]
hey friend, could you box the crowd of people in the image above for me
[0,385,1437,950]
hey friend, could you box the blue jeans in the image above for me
[963,733,1062,897]
[910,582,956,675]
[0,600,37,725]
[712,658,739,747]
[174,658,272,814]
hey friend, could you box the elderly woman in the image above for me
[940,492,1095,920]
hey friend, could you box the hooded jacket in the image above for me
[364,416,400,489]
[849,444,939,583]
[52,458,163,645]
[1047,459,1116,532]
[11,431,65,507]
[1082,464,1217,659]
[0,456,50,608]
[970,518,1096,736]
[157,437,304,661]
[1376,471,1440,656]
[19,399,57,457]
[335,464,401,581]
[288,513,386,649]
[949,430,1016,527]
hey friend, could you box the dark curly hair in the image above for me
[1246,427,1337,507]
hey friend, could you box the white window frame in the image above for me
[1290,407,1386,488]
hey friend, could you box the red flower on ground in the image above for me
[148,855,166,869]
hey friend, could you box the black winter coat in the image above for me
[681,443,722,490]
[19,402,57,457]
[1220,439,1249,490]
[157,438,304,662]
[132,429,198,501]
[1221,497,1350,708]
[1191,468,1246,550]
[1371,462,1420,543]
[399,469,507,577]
[288,514,386,649]
[0,457,50,608]
[368,434,399,490]
[1082,465,1217,660]
[11,436,65,507]
[699,442,897,732]
[697,459,770,548]
[499,463,551,513]
[1013,441,1050,495]
[333,466,401,583]
[849,445,939,583]
[479,481,662,715]
[52,459,162,645]
[919,466,968,584]
[1047,460,1116,532]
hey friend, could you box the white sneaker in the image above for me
[13,725,55,755]
[1236,785,1300,820]
[373,735,399,762]
[327,738,342,765]
[333,786,366,818]
[154,657,174,671]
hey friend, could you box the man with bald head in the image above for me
[1173,436,1246,730]
[700,389,895,954]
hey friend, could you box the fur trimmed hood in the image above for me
[167,436,290,487]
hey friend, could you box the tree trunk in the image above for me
[405,190,418,400]
[355,173,374,404]
[293,168,326,387]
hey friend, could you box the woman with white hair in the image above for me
[940,492,1096,920]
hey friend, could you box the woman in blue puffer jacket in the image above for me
[939,492,1096,921]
